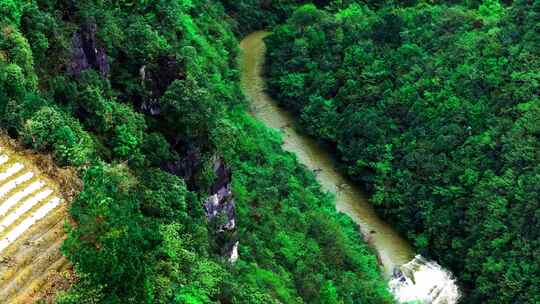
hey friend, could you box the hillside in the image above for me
[0,1,392,303]
[2,0,533,303]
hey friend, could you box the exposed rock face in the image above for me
[203,156,238,262]
[163,148,238,262]
[139,56,184,116]
[204,184,236,232]
[68,22,109,76]
[139,65,160,115]
[161,145,202,189]
[209,155,232,194]
[229,241,239,263]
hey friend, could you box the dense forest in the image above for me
[264,1,540,303]
[0,0,394,303]
[2,0,538,303]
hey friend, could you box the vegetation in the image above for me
[265,2,540,303]
[8,0,537,302]
[219,0,364,35]
[0,1,392,303]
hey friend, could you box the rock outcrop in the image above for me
[139,56,184,116]
[162,147,238,262]
[161,144,202,190]
[68,22,109,76]
[203,156,238,262]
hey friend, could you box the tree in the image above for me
[160,77,223,146]
[0,0,24,26]
[371,12,403,46]
[21,106,94,165]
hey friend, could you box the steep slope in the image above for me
[0,1,394,302]
[0,136,74,304]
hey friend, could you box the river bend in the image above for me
[239,31,414,276]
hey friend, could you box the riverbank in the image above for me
[239,30,461,304]
[239,30,414,275]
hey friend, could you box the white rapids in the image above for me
[390,255,460,304]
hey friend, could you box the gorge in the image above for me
[239,30,460,304]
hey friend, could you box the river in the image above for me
[239,30,413,275]
[239,31,460,304]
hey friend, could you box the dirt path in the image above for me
[0,135,78,303]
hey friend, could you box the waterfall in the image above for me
[389,255,460,304]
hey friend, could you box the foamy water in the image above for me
[0,172,34,198]
[0,189,54,231]
[390,255,460,304]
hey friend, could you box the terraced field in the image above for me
[0,139,74,304]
